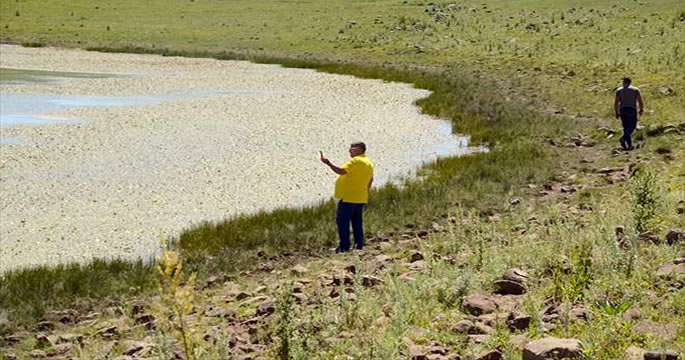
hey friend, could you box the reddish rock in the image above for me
[476,350,503,360]
[493,280,526,295]
[462,295,497,316]
[507,313,532,331]
[522,337,583,360]
[644,350,679,360]
[410,251,425,263]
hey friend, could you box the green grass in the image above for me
[0,1,683,349]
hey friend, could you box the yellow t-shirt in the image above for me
[334,154,374,204]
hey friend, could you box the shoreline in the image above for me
[0,45,475,272]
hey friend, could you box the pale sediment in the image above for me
[0,45,473,272]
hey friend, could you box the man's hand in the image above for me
[320,151,330,165]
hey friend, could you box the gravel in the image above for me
[0,45,474,272]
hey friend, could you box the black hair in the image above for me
[351,142,366,152]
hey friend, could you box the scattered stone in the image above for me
[257,262,274,272]
[256,300,276,317]
[134,313,155,329]
[47,342,72,356]
[494,280,526,295]
[665,229,683,245]
[99,341,117,359]
[656,260,685,279]
[462,294,497,316]
[235,291,251,301]
[522,337,583,360]
[638,232,662,245]
[122,340,155,357]
[362,275,383,287]
[292,293,309,304]
[476,349,503,360]
[291,264,309,275]
[644,350,679,360]
[375,254,393,268]
[202,275,224,289]
[453,319,476,334]
[632,320,679,341]
[621,307,642,321]
[616,226,630,249]
[657,86,674,95]
[343,264,356,274]
[503,268,529,284]
[28,349,47,358]
[467,334,490,344]
[35,321,54,331]
[35,333,52,348]
[560,185,577,193]
[410,251,425,263]
[625,346,645,360]
[507,313,532,331]
[510,198,521,206]
[95,325,119,338]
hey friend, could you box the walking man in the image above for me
[614,77,644,151]
[320,142,374,252]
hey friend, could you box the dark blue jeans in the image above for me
[619,107,638,150]
[336,201,365,252]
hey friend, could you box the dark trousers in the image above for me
[619,107,638,150]
[336,201,365,251]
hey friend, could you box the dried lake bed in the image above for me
[0,45,478,272]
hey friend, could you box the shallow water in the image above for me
[0,47,478,272]
[0,68,279,143]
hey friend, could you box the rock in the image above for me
[507,313,532,331]
[522,337,583,359]
[35,333,52,348]
[362,275,383,287]
[35,321,54,331]
[476,350,503,360]
[235,291,251,301]
[291,264,309,275]
[658,86,674,95]
[644,350,679,360]
[28,349,47,358]
[99,341,117,359]
[257,262,274,272]
[467,334,490,344]
[494,280,526,295]
[632,320,679,341]
[375,254,393,268]
[410,251,425,263]
[256,300,276,317]
[4,353,17,360]
[462,295,497,316]
[417,230,429,238]
[409,344,429,360]
[202,275,224,289]
[292,293,309,304]
[621,307,642,321]
[453,319,476,334]
[510,198,522,206]
[47,343,72,356]
[134,313,155,329]
[666,229,683,245]
[122,340,155,357]
[503,268,530,283]
[568,304,592,322]
[638,232,662,245]
[560,185,577,193]
[625,346,645,360]
[656,261,685,279]
[343,264,356,274]
[95,325,118,338]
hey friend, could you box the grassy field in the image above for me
[1,1,684,359]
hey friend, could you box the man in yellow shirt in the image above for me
[320,142,374,252]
